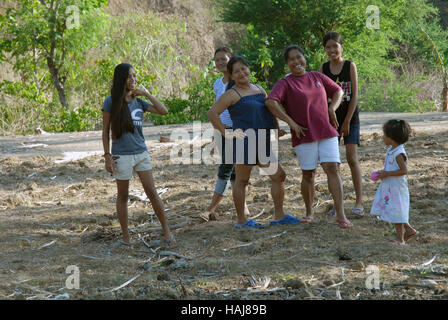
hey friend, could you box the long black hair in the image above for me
[225,56,249,92]
[110,63,134,140]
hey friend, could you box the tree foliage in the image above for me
[0,0,109,109]
[218,0,448,87]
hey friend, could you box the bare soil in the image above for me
[0,112,447,300]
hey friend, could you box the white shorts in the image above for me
[294,137,340,170]
[112,151,152,180]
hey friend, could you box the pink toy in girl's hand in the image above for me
[370,171,380,181]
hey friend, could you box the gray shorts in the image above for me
[112,151,152,180]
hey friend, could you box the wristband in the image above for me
[103,152,111,157]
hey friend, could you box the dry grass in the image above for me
[0,129,447,300]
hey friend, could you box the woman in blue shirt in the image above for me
[207,56,300,228]
[102,63,174,247]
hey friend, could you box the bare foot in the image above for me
[163,234,176,247]
[404,229,419,242]
[389,239,406,246]
[113,240,134,250]
[198,211,211,222]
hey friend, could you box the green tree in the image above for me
[217,0,446,87]
[419,25,448,112]
[0,0,108,110]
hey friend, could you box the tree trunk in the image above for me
[47,58,68,110]
[442,73,448,112]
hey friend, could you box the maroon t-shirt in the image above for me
[268,71,341,147]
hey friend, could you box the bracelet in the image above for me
[103,153,111,157]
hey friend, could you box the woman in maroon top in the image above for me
[266,45,352,229]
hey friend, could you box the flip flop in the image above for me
[351,208,365,217]
[300,216,314,223]
[336,219,353,229]
[270,214,301,226]
[234,219,265,229]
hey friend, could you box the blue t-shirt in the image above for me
[102,96,150,155]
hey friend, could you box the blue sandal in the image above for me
[234,219,265,229]
[270,214,301,225]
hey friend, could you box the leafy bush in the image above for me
[149,62,266,125]
[40,104,101,133]
[150,62,221,125]
[360,75,436,112]
[0,80,49,135]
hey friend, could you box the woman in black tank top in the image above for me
[320,32,364,217]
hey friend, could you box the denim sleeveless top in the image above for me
[227,87,275,130]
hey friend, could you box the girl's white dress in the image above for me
[370,144,409,223]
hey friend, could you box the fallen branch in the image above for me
[13,282,55,297]
[222,231,287,252]
[222,242,254,252]
[63,185,74,192]
[242,287,287,294]
[421,255,438,267]
[107,273,142,292]
[37,240,57,250]
[147,219,190,231]
[137,233,153,249]
[179,278,190,299]
[249,208,265,220]
[335,289,342,300]
[159,250,191,260]
[80,255,103,260]
[327,281,345,288]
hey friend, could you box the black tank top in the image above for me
[322,60,359,126]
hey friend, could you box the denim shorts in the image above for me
[339,121,360,146]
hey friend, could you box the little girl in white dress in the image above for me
[370,119,418,245]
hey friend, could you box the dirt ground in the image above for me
[0,112,447,300]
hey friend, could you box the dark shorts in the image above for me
[230,128,273,166]
[338,121,360,146]
[217,163,235,181]
[217,134,235,181]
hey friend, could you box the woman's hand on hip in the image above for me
[328,107,339,130]
[225,128,246,140]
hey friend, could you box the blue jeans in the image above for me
[214,164,235,195]
[214,134,236,195]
